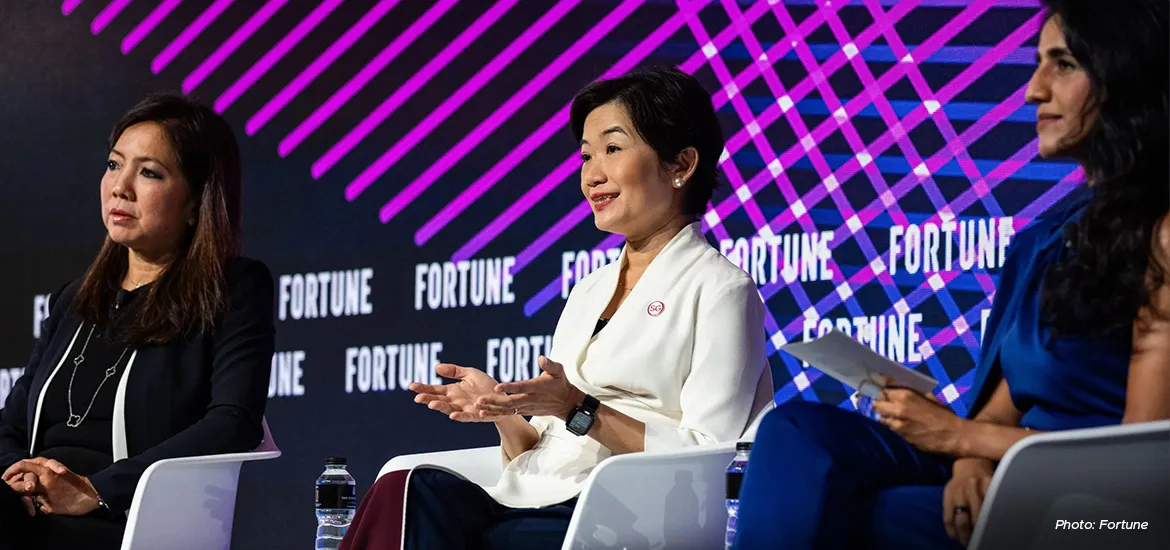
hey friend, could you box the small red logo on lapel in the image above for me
[647,301,665,317]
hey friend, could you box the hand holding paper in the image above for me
[782,330,965,455]
[780,329,938,397]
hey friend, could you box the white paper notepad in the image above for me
[780,329,938,397]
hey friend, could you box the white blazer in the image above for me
[485,222,774,508]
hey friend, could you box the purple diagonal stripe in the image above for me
[281,0,495,157]
[122,0,182,54]
[182,0,288,93]
[417,4,703,247]
[448,0,833,262]
[523,0,1013,318]
[245,0,399,136]
[321,0,580,191]
[371,0,644,217]
[214,0,344,113]
[92,0,133,35]
[152,0,234,74]
[63,0,84,16]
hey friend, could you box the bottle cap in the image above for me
[325,456,347,466]
[736,441,752,451]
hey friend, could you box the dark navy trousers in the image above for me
[732,401,964,550]
[404,468,576,550]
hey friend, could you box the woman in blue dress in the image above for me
[732,1,1169,549]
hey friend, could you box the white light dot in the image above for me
[803,306,818,319]
[702,42,718,59]
[843,42,858,59]
[746,120,760,136]
[758,52,769,63]
[824,174,839,191]
[770,330,787,348]
[953,316,969,335]
[778,95,794,112]
[719,148,730,163]
[801,135,816,151]
[704,210,722,228]
[847,215,863,233]
[857,151,873,167]
[768,159,784,177]
[901,53,914,63]
[870,256,886,274]
[724,82,740,99]
[736,185,753,202]
[793,372,810,391]
[942,384,960,403]
[914,163,930,178]
[928,273,945,290]
[881,191,896,207]
[836,283,853,300]
[924,100,940,114]
[791,199,807,218]
[758,225,775,239]
[833,107,848,123]
[894,299,910,316]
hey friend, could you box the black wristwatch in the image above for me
[565,394,600,436]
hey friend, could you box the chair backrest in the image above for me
[740,400,775,441]
[970,420,1170,550]
[255,416,279,453]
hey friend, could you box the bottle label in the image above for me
[726,471,744,500]
[316,483,357,509]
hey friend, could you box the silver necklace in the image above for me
[66,324,129,428]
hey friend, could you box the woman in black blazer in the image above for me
[0,93,275,549]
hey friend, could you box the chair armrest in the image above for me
[563,442,737,550]
[970,420,1170,550]
[378,446,503,488]
[121,450,281,550]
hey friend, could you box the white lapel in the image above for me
[559,222,707,390]
[111,350,138,461]
[28,325,83,456]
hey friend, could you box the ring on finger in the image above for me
[953,505,971,517]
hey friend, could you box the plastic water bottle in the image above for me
[315,457,357,550]
[725,442,751,549]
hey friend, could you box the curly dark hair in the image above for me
[1038,0,1169,339]
[570,65,725,216]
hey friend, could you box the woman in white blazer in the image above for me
[339,65,774,550]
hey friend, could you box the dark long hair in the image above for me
[1039,0,1169,339]
[570,65,726,216]
[74,93,243,345]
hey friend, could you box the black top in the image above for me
[37,286,146,476]
[0,257,275,513]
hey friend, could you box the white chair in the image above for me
[970,420,1169,550]
[379,403,774,550]
[120,417,282,550]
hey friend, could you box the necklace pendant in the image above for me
[67,414,83,427]
[105,366,118,377]
[73,355,85,367]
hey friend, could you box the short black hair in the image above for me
[570,65,725,216]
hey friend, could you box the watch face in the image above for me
[568,410,593,434]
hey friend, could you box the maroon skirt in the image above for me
[339,470,410,550]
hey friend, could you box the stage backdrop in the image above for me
[0,0,1069,548]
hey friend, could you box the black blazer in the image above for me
[0,257,275,513]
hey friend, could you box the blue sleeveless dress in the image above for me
[732,189,1132,550]
[968,190,1129,430]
